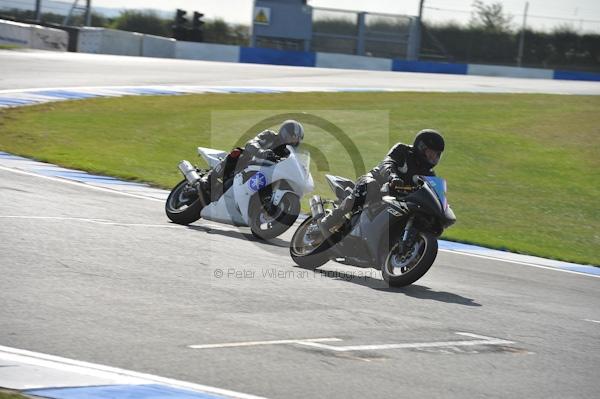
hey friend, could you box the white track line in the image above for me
[188,333,513,353]
[0,215,184,229]
[0,215,248,234]
[0,164,163,202]
[583,319,600,324]
[295,332,514,352]
[0,345,267,399]
[189,337,342,349]
[438,250,600,279]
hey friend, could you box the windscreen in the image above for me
[289,144,311,177]
[423,176,448,210]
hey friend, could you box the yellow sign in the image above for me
[254,6,271,25]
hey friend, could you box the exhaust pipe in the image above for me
[178,160,201,185]
[309,195,324,218]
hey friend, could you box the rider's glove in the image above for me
[259,149,277,162]
[390,177,404,191]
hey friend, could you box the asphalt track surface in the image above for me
[1,49,600,94]
[0,50,599,398]
[1,158,600,398]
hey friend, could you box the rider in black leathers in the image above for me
[319,129,445,234]
[200,120,305,204]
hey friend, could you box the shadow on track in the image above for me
[183,222,290,248]
[312,268,481,306]
[387,284,481,307]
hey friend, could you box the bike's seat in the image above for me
[326,174,355,199]
[198,147,228,168]
[248,158,277,168]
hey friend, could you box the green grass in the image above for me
[0,391,31,399]
[0,44,22,50]
[0,92,598,265]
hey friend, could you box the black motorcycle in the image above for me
[290,174,456,287]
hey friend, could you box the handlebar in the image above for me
[249,153,283,166]
[382,182,420,195]
[394,185,418,192]
[249,158,277,166]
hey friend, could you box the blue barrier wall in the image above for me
[392,60,468,75]
[239,47,316,67]
[553,70,600,82]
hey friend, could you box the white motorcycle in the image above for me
[166,145,314,239]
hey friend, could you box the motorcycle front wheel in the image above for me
[165,179,203,225]
[289,216,332,269]
[381,232,438,287]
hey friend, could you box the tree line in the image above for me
[420,1,599,72]
[421,24,599,72]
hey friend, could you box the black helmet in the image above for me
[278,120,304,147]
[413,129,445,167]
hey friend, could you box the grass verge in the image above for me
[0,390,32,399]
[0,44,22,50]
[0,92,598,265]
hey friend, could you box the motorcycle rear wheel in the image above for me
[165,179,203,225]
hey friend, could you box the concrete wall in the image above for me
[175,41,240,62]
[468,64,553,79]
[76,27,101,53]
[100,29,143,56]
[0,19,67,51]
[78,27,143,56]
[142,34,175,58]
[0,20,30,47]
[316,53,392,71]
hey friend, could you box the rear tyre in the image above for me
[381,232,438,287]
[249,193,300,240]
[165,179,203,225]
[289,216,332,269]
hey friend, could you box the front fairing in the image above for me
[268,145,314,195]
[405,176,456,228]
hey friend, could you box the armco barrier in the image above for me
[468,64,553,79]
[392,59,468,75]
[175,41,239,62]
[316,52,392,71]
[0,19,67,51]
[239,46,316,67]
[142,34,175,58]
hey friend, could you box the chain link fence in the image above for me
[311,8,414,59]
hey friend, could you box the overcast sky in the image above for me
[10,0,600,32]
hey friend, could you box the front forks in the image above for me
[398,216,415,254]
